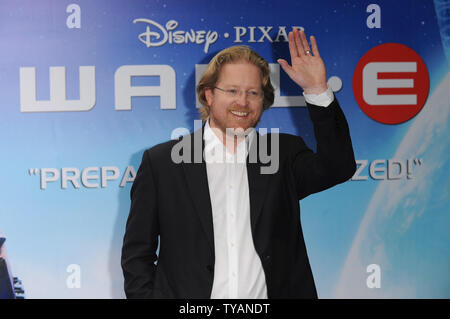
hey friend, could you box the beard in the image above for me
[208,100,263,139]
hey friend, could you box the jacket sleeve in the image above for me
[121,150,159,298]
[292,98,356,200]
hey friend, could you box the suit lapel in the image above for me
[247,132,271,233]
[181,126,215,254]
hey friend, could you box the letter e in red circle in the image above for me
[353,43,429,124]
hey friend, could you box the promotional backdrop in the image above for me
[0,0,449,298]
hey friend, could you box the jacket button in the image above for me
[265,255,271,260]
[206,265,214,273]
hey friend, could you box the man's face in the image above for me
[205,61,264,135]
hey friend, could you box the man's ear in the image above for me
[205,88,214,107]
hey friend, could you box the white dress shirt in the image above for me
[205,87,334,299]
[204,120,268,299]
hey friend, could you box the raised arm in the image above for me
[277,29,356,199]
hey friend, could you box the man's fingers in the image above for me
[299,30,311,55]
[288,31,299,59]
[310,35,320,57]
[293,29,305,57]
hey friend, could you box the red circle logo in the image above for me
[353,43,429,124]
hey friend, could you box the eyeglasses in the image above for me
[213,86,263,101]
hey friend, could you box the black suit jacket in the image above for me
[121,98,356,299]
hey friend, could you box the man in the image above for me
[121,29,356,299]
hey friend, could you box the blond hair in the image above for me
[196,45,275,120]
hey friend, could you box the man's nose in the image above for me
[236,91,249,105]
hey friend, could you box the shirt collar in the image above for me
[203,119,256,160]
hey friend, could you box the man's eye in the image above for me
[249,91,259,96]
[227,89,238,95]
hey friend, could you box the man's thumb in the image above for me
[277,59,294,78]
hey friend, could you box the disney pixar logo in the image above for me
[133,18,303,54]
[133,19,219,54]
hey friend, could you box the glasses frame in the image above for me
[213,86,263,101]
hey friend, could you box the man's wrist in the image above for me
[303,85,334,107]
[303,83,328,95]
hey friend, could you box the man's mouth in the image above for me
[230,110,249,117]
